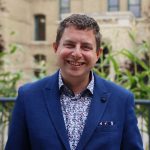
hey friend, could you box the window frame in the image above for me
[108,0,120,12]
[33,54,47,78]
[34,14,46,41]
[59,0,70,19]
[128,0,141,17]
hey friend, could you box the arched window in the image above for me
[34,54,46,64]
[128,0,141,17]
[34,14,46,41]
[108,0,119,11]
[33,54,47,78]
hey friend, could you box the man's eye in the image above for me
[82,46,92,51]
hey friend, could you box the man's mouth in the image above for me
[67,60,84,67]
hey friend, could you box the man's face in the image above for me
[53,26,101,80]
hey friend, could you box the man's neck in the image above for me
[61,73,91,94]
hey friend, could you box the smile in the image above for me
[67,60,84,67]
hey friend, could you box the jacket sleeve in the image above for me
[121,93,144,150]
[5,87,31,150]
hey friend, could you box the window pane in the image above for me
[128,0,141,17]
[61,0,70,8]
[108,0,119,11]
[129,6,140,17]
[109,7,119,11]
[60,0,70,14]
[34,15,46,41]
[129,0,140,5]
[0,34,4,52]
[108,0,119,6]
[33,54,47,79]
[34,54,46,64]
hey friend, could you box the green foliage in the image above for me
[0,43,22,97]
[94,37,150,141]
[0,39,22,149]
[0,72,21,97]
[94,35,150,99]
[32,59,47,81]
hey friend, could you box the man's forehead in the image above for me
[64,25,94,32]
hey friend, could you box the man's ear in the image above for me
[53,42,58,53]
[96,48,103,59]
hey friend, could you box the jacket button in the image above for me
[101,97,107,103]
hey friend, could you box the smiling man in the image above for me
[53,24,100,94]
[5,14,143,150]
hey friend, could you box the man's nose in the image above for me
[71,46,82,59]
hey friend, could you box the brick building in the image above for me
[0,0,150,83]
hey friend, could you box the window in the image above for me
[34,54,46,64]
[34,14,46,41]
[0,34,4,53]
[60,0,70,18]
[0,34,4,66]
[108,0,119,11]
[33,54,47,78]
[128,0,141,17]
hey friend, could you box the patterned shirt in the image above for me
[59,71,94,150]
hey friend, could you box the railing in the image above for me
[135,100,150,150]
[0,98,150,150]
[0,98,15,150]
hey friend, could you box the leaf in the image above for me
[9,44,17,54]
[121,49,149,70]
[128,30,136,42]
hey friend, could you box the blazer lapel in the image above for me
[43,72,70,150]
[76,74,111,150]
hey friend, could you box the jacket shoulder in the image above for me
[19,71,58,93]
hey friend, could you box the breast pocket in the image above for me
[96,121,119,132]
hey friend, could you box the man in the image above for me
[5,14,143,150]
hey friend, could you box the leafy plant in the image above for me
[0,36,22,149]
[94,37,150,148]
[0,42,22,97]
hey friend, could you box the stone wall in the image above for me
[0,0,149,85]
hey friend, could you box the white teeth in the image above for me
[68,61,83,66]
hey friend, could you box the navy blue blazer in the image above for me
[5,71,143,150]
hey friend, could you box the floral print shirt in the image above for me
[59,71,94,150]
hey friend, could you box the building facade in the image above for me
[0,0,150,83]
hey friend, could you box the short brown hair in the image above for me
[55,14,102,51]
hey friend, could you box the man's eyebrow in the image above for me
[82,42,93,46]
[64,40,75,44]
[64,40,93,47]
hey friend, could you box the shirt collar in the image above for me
[58,70,94,95]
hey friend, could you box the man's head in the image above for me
[55,14,101,51]
[53,14,102,86]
